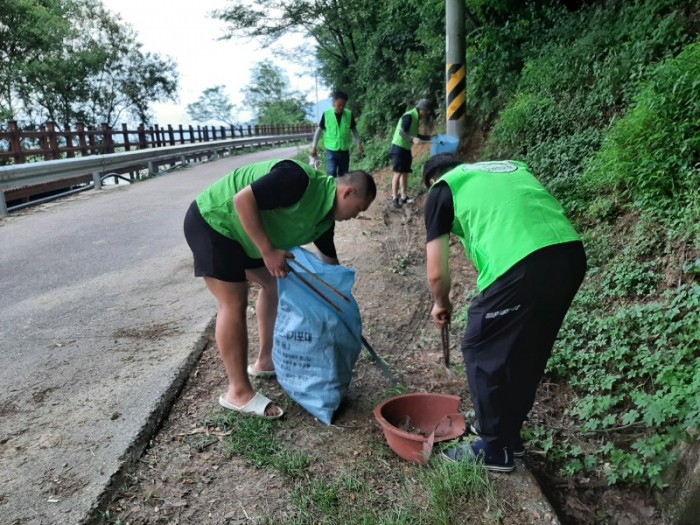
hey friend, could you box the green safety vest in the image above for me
[437,160,581,291]
[196,159,336,259]
[391,108,419,150]
[324,108,352,151]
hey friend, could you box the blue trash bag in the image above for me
[272,247,362,425]
[430,134,460,157]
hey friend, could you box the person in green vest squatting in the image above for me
[390,99,433,209]
[310,90,363,177]
[422,154,587,472]
[183,159,376,419]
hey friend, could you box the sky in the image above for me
[100,0,330,125]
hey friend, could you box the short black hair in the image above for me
[423,153,462,188]
[333,90,349,101]
[340,170,377,201]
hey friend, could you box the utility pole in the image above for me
[446,0,466,138]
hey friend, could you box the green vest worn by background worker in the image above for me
[324,108,352,151]
[196,159,336,259]
[391,107,419,151]
[438,160,581,292]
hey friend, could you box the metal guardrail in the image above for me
[0,133,312,217]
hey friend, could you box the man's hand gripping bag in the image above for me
[272,247,362,425]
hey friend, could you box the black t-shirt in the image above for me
[250,160,337,258]
[424,182,455,243]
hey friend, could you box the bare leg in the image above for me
[246,267,278,372]
[400,172,409,200]
[391,172,400,199]
[204,276,281,417]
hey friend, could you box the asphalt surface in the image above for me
[0,146,305,524]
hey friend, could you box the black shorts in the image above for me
[183,201,264,282]
[391,147,413,173]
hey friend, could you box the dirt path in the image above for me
[98,168,558,524]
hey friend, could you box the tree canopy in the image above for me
[242,61,311,125]
[1,0,178,129]
[186,85,239,126]
[213,0,444,134]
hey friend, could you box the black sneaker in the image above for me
[466,410,525,458]
[441,439,515,473]
[391,197,401,209]
[400,196,413,205]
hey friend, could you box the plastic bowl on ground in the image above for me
[373,392,466,464]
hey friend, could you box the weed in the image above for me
[390,254,411,275]
[99,510,125,525]
[543,281,700,487]
[184,435,217,452]
[422,457,497,524]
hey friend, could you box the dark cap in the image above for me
[416,99,432,112]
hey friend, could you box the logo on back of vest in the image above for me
[460,161,518,173]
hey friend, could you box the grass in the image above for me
[422,452,498,524]
[264,453,496,524]
[205,406,497,524]
[204,410,314,479]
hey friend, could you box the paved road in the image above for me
[0,146,304,524]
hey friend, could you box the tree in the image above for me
[242,61,311,124]
[213,0,376,87]
[1,0,178,128]
[186,85,239,126]
[0,0,69,123]
[212,0,443,134]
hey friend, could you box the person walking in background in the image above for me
[310,90,364,177]
[422,154,586,472]
[184,159,376,420]
[390,99,433,209]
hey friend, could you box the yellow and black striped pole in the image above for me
[446,0,466,138]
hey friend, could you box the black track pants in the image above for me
[461,241,587,448]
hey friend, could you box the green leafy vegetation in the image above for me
[465,0,700,492]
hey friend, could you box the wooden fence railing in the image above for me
[0,120,314,165]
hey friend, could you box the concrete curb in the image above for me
[83,317,215,524]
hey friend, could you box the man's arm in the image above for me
[398,114,414,143]
[398,114,430,144]
[234,188,291,278]
[313,225,339,265]
[234,161,309,278]
[350,115,363,155]
[351,128,363,155]
[310,127,323,156]
[424,183,455,325]
[310,114,326,157]
[426,235,452,326]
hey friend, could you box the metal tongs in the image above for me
[288,258,349,313]
[441,323,450,368]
